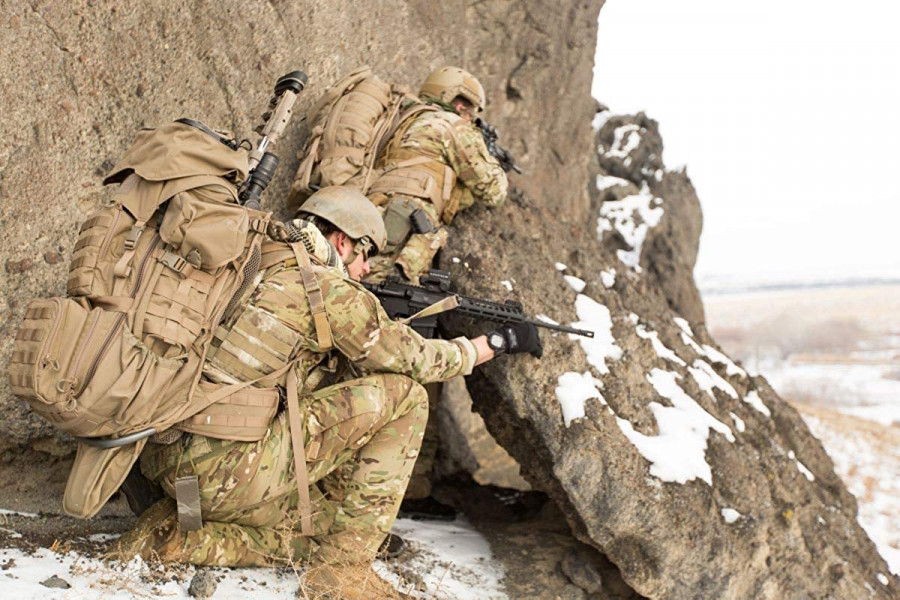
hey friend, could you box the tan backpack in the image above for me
[288,66,435,207]
[7,121,273,518]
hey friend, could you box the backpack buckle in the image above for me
[159,251,187,273]
[123,224,145,251]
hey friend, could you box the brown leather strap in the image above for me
[289,242,334,351]
[287,366,313,536]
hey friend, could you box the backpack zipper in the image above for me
[69,233,161,405]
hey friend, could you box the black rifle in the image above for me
[474,117,523,174]
[362,270,593,339]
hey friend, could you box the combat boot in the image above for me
[113,498,185,562]
[299,562,401,600]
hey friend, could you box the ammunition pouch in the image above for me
[381,198,437,255]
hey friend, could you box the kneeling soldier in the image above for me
[117,186,541,599]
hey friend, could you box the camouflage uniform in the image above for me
[367,109,508,284]
[118,227,477,567]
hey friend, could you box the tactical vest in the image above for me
[367,110,463,225]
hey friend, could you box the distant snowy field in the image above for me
[706,283,900,574]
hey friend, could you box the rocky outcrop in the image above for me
[441,112,897,596]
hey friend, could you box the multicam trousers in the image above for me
[125,373,428,567]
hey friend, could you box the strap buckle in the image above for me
[159,251,187,273]
[123,224,145,251]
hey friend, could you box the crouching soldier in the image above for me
[366,66,509,284]
[116,186,542,599]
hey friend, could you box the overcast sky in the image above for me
[593,0,900,281]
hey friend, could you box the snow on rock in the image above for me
[701,343,748,379]
[596,174,631,191]
[600,268,616,288]
[604,124,642,159]
[617,369,735,485]
[743,390,772,417]
[597,181,664,270]
[536,314,560,326]
[721,508,741,524]
[592,110,612,132]
[564,275,587,293]
[673,317,706,353]
[554,262,567,272]
[569,294,622,375]
[500,280,513,291]
[633,317,687,366]
[673,317,748,379]
[688,360,739,400]
[555,371,606,427]
[377,518,507,599]
[729,411,746,433]
[878,573,890,586]
[788,451,816,482]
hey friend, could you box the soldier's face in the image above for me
[346,251,370,281]
[330,231,371,281]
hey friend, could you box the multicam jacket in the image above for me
[371,109,508,226]
[201,224,477,410]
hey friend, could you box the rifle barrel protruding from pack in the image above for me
[240,70,309,211]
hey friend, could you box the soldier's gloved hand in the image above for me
[488,322,543,358]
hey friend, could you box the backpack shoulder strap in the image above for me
[289,242,334,352]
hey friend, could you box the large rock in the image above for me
[0,0,604,451]
[441,114,897,597]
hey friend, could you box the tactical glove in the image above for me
[489,322,543,358]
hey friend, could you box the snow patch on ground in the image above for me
[617,369,735,485]
[0,548,298,599]
[0,517,507,599]
[555,371,606,427]
[0,509,38,518]
[597,182,664,270]
[378,518,506,599]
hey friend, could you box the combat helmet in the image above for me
[419,66,485,112]
[297,186,387,257]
